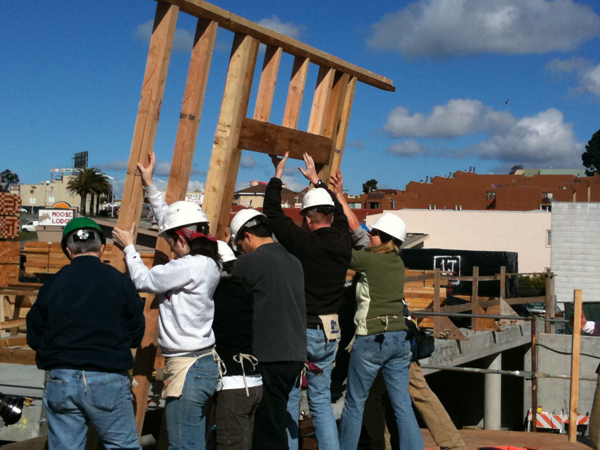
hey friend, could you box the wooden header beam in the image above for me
[157,0,395,92]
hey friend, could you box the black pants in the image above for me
[216,386,263,450]
[252,361,303,450]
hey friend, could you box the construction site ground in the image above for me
[421,428,592,449]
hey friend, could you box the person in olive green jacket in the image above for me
[333,172,424,450]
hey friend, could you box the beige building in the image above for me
[18,175,86,211]
[366,209,552,273]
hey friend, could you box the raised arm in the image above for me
[138,153,169,227]
[264,152,313,251]
[331,170,360,231]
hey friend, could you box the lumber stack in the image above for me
[0,193,20,239]
[405,269,449,329]
[0,242,20,286]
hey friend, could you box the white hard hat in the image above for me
[159,201,208,237]
[371,213,407,243]
[229,209,266,243]
[217,240,236,263]
[300,188,334,214]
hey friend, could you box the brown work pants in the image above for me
[363,362,467,450]
[409,363,466,450]
[590,375,600,449]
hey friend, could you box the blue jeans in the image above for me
[43,369,140,450]
[286,328,339,450]
[165,355,219,450]
[339,331,424,450]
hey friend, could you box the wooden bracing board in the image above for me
[107,0,395,433]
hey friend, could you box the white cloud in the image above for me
[135,21,194,53]
[546,57,600,98]
[97,160,129,171]
[384,99,515,138]
[281,175,306,193]
[348,139,366,150]
[386,140,424,157]
[240,155,256,169]
[384,100,584,168]
[257,16,302,40]
[155,161,172,176]
[368,0,600,59]
[188,181,205,192]
[463,108,584,167]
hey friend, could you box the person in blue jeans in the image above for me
[264,153,352,450]
[331,171,424,450]
[113,153,221,450]
[26,218,145,450]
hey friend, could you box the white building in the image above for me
[365,209,552,273]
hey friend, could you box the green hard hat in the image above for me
[61,217,106,258]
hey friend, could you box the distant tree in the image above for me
[509,165,524,175]
[0,169,19,192]
[362,179,378,194]
[582,128,600,175]
[67,168,111,216]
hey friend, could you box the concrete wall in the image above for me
[523,332,600,418]
[551,201,600,303]
[366,209,552,273]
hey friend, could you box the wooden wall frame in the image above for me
[111,0,395,432]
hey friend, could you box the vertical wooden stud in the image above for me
[328,76,357,179]
[109,3,178,273]
[283,56,310,129]
[130,18,217,434]
[472,266,479,331]
[569,289,583,443]
[165,19,218,204]
[433,268,441,338]
[545,272,555,334]
[254,45,282,123]
[317,72,350,183]
[203,33,259,239]
[499,266,506,300]
[307,66,335,135]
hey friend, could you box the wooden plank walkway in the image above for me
[422,429,592,449]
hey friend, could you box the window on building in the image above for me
[349,203,362,209]
[369,202,381,209]
[546,230,551,247]
[542,192,553,199]
[486,191,496,200]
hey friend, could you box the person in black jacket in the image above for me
[213,241,262,450]
[264,152,352,450]
[26,218,145,450]
[229,209,306,450]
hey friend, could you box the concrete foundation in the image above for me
[524,332,600,418]
[485,353,502,430]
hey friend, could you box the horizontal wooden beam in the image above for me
[0,318,26,330]
[238,118,332,165]
[0,347,36,365]
[158,0,395,92]
[0,335,28,347]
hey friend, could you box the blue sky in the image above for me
[2,0,599,197]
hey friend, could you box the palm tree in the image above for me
[66,168,111,216]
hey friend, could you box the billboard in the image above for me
[38,208,75,226]
[73,151,88,169]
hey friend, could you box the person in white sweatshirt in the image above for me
[113,153,221,450]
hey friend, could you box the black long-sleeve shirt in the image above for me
[233,242,307,362]
[263,177,352,326]
[213,275,260,376]
[26,255,145,372]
